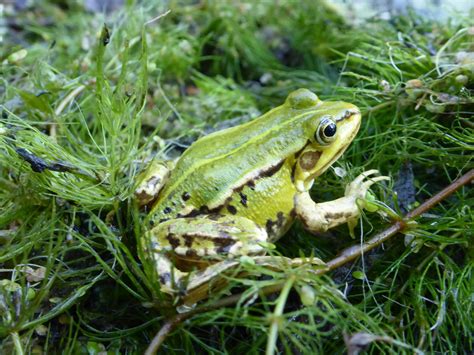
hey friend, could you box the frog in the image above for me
[137,88,389,306]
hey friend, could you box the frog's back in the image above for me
[178,105,297,163]
[150,90,345,221]
[150,108,314,221]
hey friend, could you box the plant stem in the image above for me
[325,169,473,272]
[265,276,295,355]
[11,332,24,355]
[145,169,474,354]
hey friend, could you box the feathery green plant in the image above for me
[1,1,472,353]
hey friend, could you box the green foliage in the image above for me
[1,0,472,353]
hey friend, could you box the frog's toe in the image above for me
[346,170,389,198]
[361,175,390,190]
[351,169,380,184]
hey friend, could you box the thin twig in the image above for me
[54,85,86,116]
[145,169,473,354]
[145,10,171,26]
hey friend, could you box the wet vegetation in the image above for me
[1,1,472,353]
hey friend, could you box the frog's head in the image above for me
[287,89,361,192]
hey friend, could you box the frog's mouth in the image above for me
[295,107,361,191]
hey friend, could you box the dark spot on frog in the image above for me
[183,209,199,218]
[217,244,232,254]
[183,234,193,248]
[290,208,297,219]
[182,192,191,201]
[290,163,297,183]
[239,192,248,207]
[324,211,350,220]
[227,205,237,215]
[216,238,235,254]
[185,205,213,218]
[159,272,171,284]
[146,175,161,189]
[260,160,285,179]
[266,212,286,235]
[164,207,172,214]
[276,211,285,227]
[167,234,180,249]
[234,160,285,194]
[324,212,337,219]
[208,214,224,221]
[186,249,198,258]
[299,151,321,170]
[176,233,233,256]
[266,219,276,235]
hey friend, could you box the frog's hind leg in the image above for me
[181,255,326,305]
[145,214,268,297]
[145,214,326,304]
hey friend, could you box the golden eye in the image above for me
[315,116,337,145]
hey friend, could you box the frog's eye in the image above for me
[315,116,337,145]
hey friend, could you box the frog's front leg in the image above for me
[295,170,389,235]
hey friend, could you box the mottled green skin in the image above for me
[148,89,359,241]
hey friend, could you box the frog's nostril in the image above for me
[336,108,360,122]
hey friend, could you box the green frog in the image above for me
[136,88,389,305]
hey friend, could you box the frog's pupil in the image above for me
[324,123,337,137]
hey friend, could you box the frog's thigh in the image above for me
[149,214,268,258]
[146,214,268,294]
[295,170,389,233]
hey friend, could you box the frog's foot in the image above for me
[345,170,390,200]
[344,170,390,235]
[295,170,389,235]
